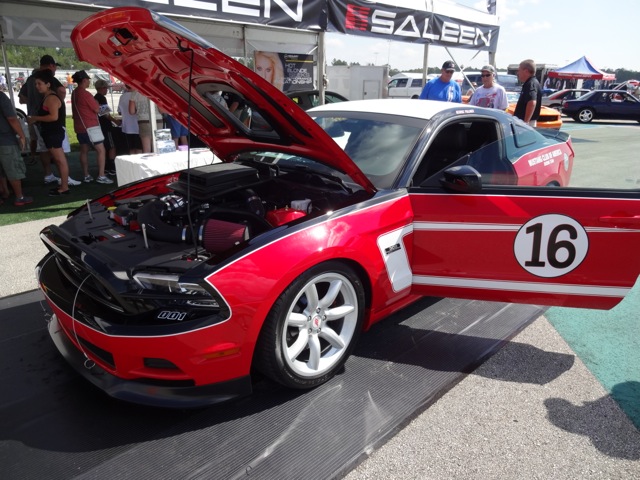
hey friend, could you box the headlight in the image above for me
[133,273,219,308]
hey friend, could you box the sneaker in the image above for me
[49,188,70,196]
[14,196,34,206]
[96,175,114,184]
[44,174,60,184]
[84,175,94,183]
[59,177,82,186]
[106,169,117,176]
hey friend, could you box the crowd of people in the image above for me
[0,54,546,207]
[1,54,191,207]
[419,58,543,126]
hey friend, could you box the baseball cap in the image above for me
[95,79,111,89]
[481,65,496,74]
[442,61,455,71]
[72,70,91,83]
[40,55,61,67]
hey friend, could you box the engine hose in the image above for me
[136,198,193,244]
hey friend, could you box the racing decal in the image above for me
[514,214,588,278]
[377,225,413,292]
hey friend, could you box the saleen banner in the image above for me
[4,0,327,32]
[327,0,499,51]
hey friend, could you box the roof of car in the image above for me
[308,98,458,120]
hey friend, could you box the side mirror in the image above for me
[440,165,482,193]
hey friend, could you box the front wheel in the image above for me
[576,108,594,123]
[255,261,365,389]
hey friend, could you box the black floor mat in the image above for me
[0,290,544,480]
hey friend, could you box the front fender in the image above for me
[205,194,415,352]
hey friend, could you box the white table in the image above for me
[115,149,219,186]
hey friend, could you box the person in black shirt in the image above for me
[514,59,542,127]
[26,69,71,195]
[18,55,67,184]
[94,79,119,175]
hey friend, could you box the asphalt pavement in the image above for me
[1,119,639,478]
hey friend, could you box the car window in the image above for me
[510,119,539,148]
[314,115,423,189]
[325,93,345,104]
[413,119,516,186]
[389,79,407,88]
[497,74,518,91]
[411,79,424,88]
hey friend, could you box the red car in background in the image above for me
[35,7,640,408]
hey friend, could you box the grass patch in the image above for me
[1,149,117,226]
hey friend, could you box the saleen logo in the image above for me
[157,311,187,322]
[143,0,305,21]
[345,4,492,47]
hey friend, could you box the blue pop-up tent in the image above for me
[548,56,615,81]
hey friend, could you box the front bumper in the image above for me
[49,314,252,408]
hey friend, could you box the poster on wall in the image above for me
[254,51,314,92]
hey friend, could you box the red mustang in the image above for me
[36,7,640,407]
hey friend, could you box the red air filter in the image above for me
[201,219,249,254]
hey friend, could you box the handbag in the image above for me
[73,90,104,145]
[86,125,105,143]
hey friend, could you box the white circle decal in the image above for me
[514,214,588,278]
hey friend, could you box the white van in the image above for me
[387,73,437,99]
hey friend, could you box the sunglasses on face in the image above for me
[481,74,492,77]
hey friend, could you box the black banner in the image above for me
[327,0,499,51]
[60,0,327,30]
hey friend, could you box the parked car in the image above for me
[39,7,640,408]
[286,90,347,110]
[562,89,640,123]
[542,89,590,111]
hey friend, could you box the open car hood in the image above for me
[71,7,375,193]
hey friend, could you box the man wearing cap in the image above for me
[468,65,508,110]
[18,55,79,185]
[514,59,542,126]
[419,61,461,103]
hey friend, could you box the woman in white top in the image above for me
[129,91,162,153]
[118,86,142,154]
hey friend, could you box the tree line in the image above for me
[331,59,640,82]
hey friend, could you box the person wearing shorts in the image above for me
[118,85,142,154]
[94,79,119,175]
[71,70,112,184]
[27,69,71,195]
[0,91,32,206]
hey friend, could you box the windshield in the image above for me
[311,114,424,189]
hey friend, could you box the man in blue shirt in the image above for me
[419,61,461,103]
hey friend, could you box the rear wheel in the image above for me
[255,261,364,389]
[576,108,594,123]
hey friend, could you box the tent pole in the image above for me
[318,31,325,105]
[422,44,429,85]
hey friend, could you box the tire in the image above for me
[255,261,365,389]
[576,108,594,123]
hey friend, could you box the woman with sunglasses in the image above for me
[468,65,508,110]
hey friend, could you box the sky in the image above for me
[325,0,640,72]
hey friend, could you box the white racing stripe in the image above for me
[412,275,629,297]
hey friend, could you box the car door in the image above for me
[616,92,640,120]
[407,116,638,311]
[408,186,640,310]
